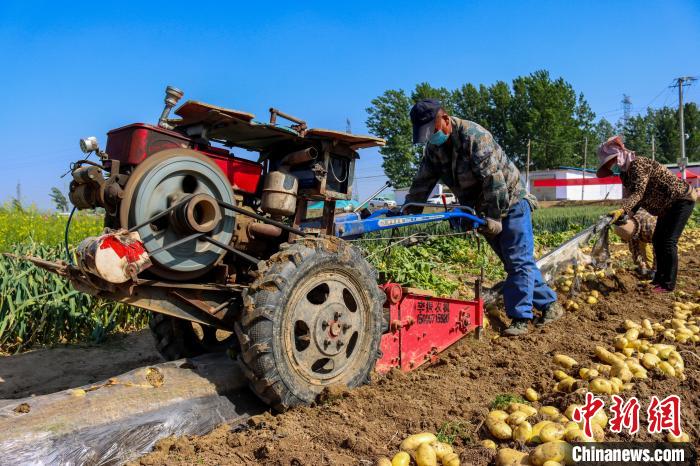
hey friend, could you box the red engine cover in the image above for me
[105,123,262,195]
[375,283,484,373]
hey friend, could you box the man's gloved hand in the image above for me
[608,209,625,223]
[478,218,502,237]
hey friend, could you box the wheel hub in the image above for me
[285,271,367,382]
[314,303,353,356]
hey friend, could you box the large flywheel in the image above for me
[119,149,235,280]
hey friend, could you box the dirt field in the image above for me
[0,330,162,399]
[128,247,700,466]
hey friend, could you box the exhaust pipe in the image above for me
[158,86,184,129]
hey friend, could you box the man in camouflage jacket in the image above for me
[405,99,562,335]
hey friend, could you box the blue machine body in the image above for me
[333,206,486,239]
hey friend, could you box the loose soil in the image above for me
[0,330,162,399]
[132,248,700,466]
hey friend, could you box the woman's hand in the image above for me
[608,209,625,222]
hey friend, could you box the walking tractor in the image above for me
[19,87,485,411]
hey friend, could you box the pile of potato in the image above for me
[483,304,696,463]
[551,263,611,311]
[376,432,459,466]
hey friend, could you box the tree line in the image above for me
[366,70,699,188]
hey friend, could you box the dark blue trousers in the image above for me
[485,199,557,319]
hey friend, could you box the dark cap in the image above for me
[410,99,442,144]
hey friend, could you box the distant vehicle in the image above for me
[427,193,456,205]
[368,197,396,209]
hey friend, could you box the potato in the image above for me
[513,421,533,443]
[532,420,553,439]
[641,353,661,369]
[431,441,453,460]
[415,442,437,466]
[553,370,570,381]
[489,421,513,440]
[400,432,437,451]
[555,378,577,393]
[511,403,537,417]
[586,296,598,304]
[589,377,612,394]
[481,439,497,449]
[610,364,633,383]
[495,448,529,466]
[442,452,460,466]
[553,354,578,370]
[539,423,565,442]
[489,410,510,422]
[564,404,581,421]
[525,388,539,402]
[595,346,622,365]
[507,411,529,426]
[539,406,560,420]
[657,361,676,377]
[624,319,640,329]
[667,432,690,443]
[624,328,639,341]
[391,452,411,466]
[613,336,629,350]
[563,427,582,442]
[592,408,608,429]
[529,441,572,466]
[376,457,393,466]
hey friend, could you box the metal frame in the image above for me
[333,205,486,239]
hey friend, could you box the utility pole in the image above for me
[581,136,588,201]
[673,76,696,180]
[651,134,655,161]
[525,139,531,193]
[622,94,632,127]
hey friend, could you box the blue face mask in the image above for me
[429,129,448,146]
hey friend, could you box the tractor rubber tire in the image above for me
[149,313,236,361]
[235,236,386,411]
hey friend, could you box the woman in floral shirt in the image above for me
[597,136,696,292]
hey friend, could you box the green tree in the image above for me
[365,89,417,188]
[50,187,69,212]
[594,118,615,144]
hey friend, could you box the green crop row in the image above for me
[0,242,147,354]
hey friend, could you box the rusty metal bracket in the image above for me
[269,107,307,135]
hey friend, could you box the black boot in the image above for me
[536,302,564,326]
[503,318,530,336]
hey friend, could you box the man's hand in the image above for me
[608,209,625,223]
[478,217,502,237]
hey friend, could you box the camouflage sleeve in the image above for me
[621,163,650,215]
[404,149,440,207]
[470,131,509,219]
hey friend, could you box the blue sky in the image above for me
[1,0,699,208]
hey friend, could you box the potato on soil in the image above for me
[489,421,513,440]
[400,432,437,451]
[495,448,529,466]
[391,451,411,466]
[415,442,437,466]
[513,421,533,443]
[442,452,460,466]
[539,406,560,420]
[667,432,690,442]
[553,354,578,369]
[589,377,612,394]
[489,410,510,421]
[507,411,529,426]
[539,423,565,442]
[525,387,539,402]
[376,457,393,466]
[481,439,497,450]
[529,441,573,466]
[431,441,453,460]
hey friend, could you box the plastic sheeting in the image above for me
[0,353,264,466]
